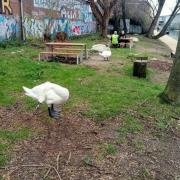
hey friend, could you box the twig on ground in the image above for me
[3,164,62,180]
[66,152,72,166]
[22,164,62,180]
[43,167,52,179]
[50,165,62,180]
[56,151,62,171]
[171,116,180,120]
[4,167,19,179]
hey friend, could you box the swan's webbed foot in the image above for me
[48,105,61,119]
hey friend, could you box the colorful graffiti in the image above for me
[24,16,96,39]
[0,14,19,41]
[23,0,96,39]
[0,0,96,41]
[23,17,68,39]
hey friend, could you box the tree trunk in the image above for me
[100,14,110,37]
[146,0,165,38]
[154,1,180,39]
[122,0,127,33]
[162,31,180,105]
[89,0,117,37]
[114,15,120,33]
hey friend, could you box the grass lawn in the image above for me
[0,35,179,178]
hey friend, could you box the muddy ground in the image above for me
[0,102,179,180]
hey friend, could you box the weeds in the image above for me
[118,116,143,138]
[98,143,117,160]
[0,128,30,166]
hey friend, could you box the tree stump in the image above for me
[133,60,147,78]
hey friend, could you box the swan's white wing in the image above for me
[52,86,69,102]
[45,89,67,105]
[91,44,107,52]
[99,50,111,58]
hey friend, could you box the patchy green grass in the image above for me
[0,128,30,166]
[98,143,117,160]
[0,34,180,168]
[118,115,143,138]
[0,35,179,122]
[0,41,163,121]
[0,128,30,142]
[82,155,94,166]
[99,143,118,160]
[132,139,145,152]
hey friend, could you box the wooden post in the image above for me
[84,44,88,59]
[77,56,79,65]
[133,60,147,78]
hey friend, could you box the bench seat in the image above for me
[39,51,82,64]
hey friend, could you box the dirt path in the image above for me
[159,35,178,53]
[0,103,179,179]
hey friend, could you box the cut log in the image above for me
[134,56,148,60]
[133,60,147,78]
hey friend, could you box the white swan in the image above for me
[23,82,69,118]
[99,48,112,61]
[91,44,107,52]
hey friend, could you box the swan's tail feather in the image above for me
[23,86,38,100]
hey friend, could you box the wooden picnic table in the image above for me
[119,37,133,49]
[45,42,88,59]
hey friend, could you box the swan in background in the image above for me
[99,47,112,61]
[91,44,107,52]
[23,82,69,119]
[91,44,112,61]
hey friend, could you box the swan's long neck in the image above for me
[23,86,39,101]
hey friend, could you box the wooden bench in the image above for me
[54,48,83,63]
[39,52,82,64]
[54,48,83,54]
[45,42,88,59]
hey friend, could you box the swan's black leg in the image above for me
[48,107,53,117]
[51,104,54,111]
[48,105,60,119]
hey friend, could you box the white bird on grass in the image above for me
[23,82,69,119]
[91,44,107,52]
[99,47,112,61]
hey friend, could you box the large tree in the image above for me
[162,31,180,105]
[154,0,180,39]
[146,0,166,38]
[122,0,127,33]
[89,0,118,37]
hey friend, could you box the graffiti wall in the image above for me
[0,0,19,41]
[24,0,96,39]
[0,14,19,41]
[0,0,96,41]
